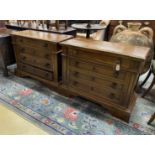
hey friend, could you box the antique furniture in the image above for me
[71,23,106,38]
[148,112,155,124]
[60,37,150,122]
[140,60,155,97]
[11,30,73,86]
[0,29,16,76]
[110,22,154,74]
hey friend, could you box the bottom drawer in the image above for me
[69,80,122,105]
[20,63,53,81]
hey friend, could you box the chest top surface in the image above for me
[60,38,150,61]
[11,30,73,43]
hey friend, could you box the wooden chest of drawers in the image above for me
[60,38,150,122]
[11,30,73,86]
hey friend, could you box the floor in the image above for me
[0,66,154,135]
[0,103,48,135]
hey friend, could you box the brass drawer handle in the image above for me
[22,65,26,69]
[73,81,78,86]
[19,39,23,42]
[75,61,79,67]
[32,50,36,55]
[109,93,115,99]
[45,73,49,76]
[22,56,26,60]
[92,66,96,71]
[21,48,25,52]
[74,72,79,77]
[111,82,117,89]
[91,77,95,81]
[73,50,78,55]
[45,54,50,58]
[45,63,50,67]
[90,87,94,91]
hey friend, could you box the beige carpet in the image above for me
[0,104,48,135]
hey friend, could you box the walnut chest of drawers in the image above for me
[60,38,150,122]
[11,30,73,86]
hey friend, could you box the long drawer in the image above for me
[17,45,52,60]
[12,36,55,51]
[68,48,140,72]
[69,58,127,82]
[20,63,53,81]
[19,53,53,71]
[69,70,124,93]
[69,79,122,105]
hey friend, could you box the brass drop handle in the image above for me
[45,54,50,58]
[43,43,48,47]
[22,65,26,69]
[22,56,26,60]
[109,93,115,99]
[90,87,94,91]
[21,48,25,52]
[73,81,78,86]
[92,66,96,71]
[75,61,79,67]
[45,63,50,67]
[111,82,117,89]
[91,77,95,81]
[73,50,78,55]
[45,73,49,76]
[32,50,36,55]
[74,72,79,76]
[19,39,23,42]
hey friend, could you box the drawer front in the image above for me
[12,36,55,51]
[69,79,122,104]
[67,47,142,72]
[68,48,132,69]
[69,70,123,93]
[20,63,53,81]
[18,46,52,60]
[69,58,126,81]
[20,53,53,71]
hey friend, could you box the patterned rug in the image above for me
[0,73,155,135]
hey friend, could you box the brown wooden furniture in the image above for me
[0,28,16,76]
[148,112,155,124]
[11,30,73,86]
[60,38,150,122]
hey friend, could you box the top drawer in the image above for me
[67,47,141,72]
[12,36,55,51]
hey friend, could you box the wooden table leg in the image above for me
[148,112,155,124]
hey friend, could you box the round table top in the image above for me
[71,23,106,30]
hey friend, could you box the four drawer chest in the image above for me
[11,30,73,87]
[60,38,150,122]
